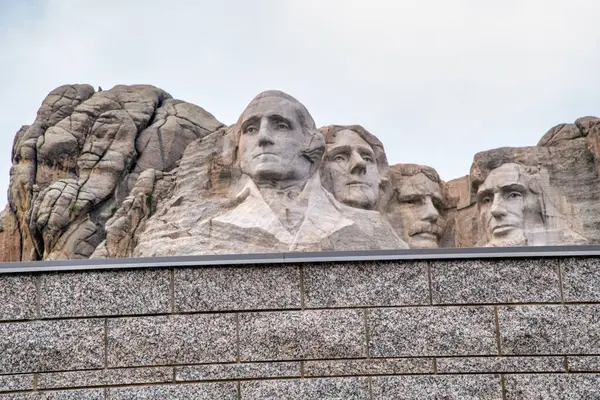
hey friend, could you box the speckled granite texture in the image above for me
[1,256,600,398]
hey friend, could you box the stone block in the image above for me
[0,375,34,393]
[561,257,600,302]
[0,275,36,321]
[39,269,170,318]
[240,377,370,399]
[0,389,104,399]
[107,382,237,399]
[38,366,173,389]
[436,356,565,373]
[499,305,600,354]
[174,265,300,312]
[176,362,300,381]
[107,314,236,367]
[304,358,433,377]
[369,307,497,357]
[431,258,560,304]
[0,319,104,374]
[239,310,365,361]
[568,356,600,372]
[304,261,429,308]
[372,375,503,399]
[504,374,600,399]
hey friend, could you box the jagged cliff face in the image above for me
[0,84,597,261]
[0,84,223,261]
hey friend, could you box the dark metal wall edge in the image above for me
[1,245,600,274]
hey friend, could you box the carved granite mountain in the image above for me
[95,91,407,258]
[447,116,600,247]
[0,84,223,261]
[1,85,598,261]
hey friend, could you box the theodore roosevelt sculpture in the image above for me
[320,125,388,210]
[475,162,588,247]
[384,164,447,248]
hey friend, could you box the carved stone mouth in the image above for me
[411,232,438,239]
[492,224,517,232]
[347,181,369,186]
[254,152,277,159]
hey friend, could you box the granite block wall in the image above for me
[1,257,600,399]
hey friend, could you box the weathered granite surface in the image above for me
[0,375,34,393]
[0,389,105,399]
[436,356,565,373]
[372,375,503,399]
[0,319,104,374]
[431,258,561,304]
[107,382,237,400]
[303,358,433,376]
[0,256,599,398]
[174,265,301,312]
[304,261,429,308]
[504,374,600,399]
[37,367,172,389]
[176,362,300,381]
[368,306,497,357]
[240,378,370,400]
[0,274,36,321]
[239,310,366,361]
[2,85,598,260]
[107,314,237,367]
[39,269,170,317]
[561,257,600,302]
[499,305,600,354]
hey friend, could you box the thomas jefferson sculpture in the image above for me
[320,125,388,210]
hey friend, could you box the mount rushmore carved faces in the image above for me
[205,90,408,252]
[385,164,446,248]
[320,125,388,210]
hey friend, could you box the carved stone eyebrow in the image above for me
[499,183,527,193]
[241,115,260,132]
[476,188,494,203]
[267,114,294,128]
[327,145,352,157]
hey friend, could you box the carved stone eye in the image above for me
[508,192,522,199]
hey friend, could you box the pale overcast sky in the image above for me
[1,0,600,207]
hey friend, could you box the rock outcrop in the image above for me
[1,85,598,261]
[1,84,223,261]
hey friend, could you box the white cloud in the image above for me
[0,0,599,208]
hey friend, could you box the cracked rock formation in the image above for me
[1,85,598,261]
[0,84,223,261]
